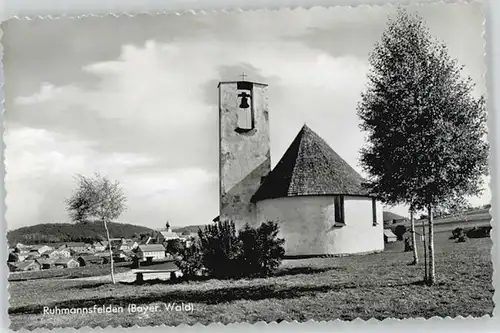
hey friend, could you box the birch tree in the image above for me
[66,173,127,284]
[357,9,489,285]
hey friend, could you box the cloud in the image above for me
[7,37,370,229]
[5,126,218,228]
[4,3,489,229]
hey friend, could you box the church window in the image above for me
[372,198,378,226]
[334,195,345,224]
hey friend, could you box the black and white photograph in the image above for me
[3,2,493,330]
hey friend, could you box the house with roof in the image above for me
[179,233,199,248]
[8,252,20,263]
[92,241,106,252]
[119,239,138,251]
[65,242,87,253]
[36,258,57,270]
[160,222,180,241]
[112,249,134,262]
[16,253,30,262]
[136,244,166,261]
[383,229,397,244]
[54,258,80,269]
[43,248,71,259]
[31,244,54,255]
[217,79,384,256]
[77,255,104,267]
[13,243,32,254]
[26,251,42,260]
[8,260,41,272]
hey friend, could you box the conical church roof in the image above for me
[251,125,370,202]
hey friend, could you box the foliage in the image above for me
[7,222,154,246]
[450,227,464,240]
[238,222,286,277]
[357,9,489,209]
[450,226,490,241]
[66,173,127,224]
[174,241,204,279]
[196,220,286,279]
[466,226,491,239]
[435,195,472,218]
[404,237,413,252]
[65,173,127,284]
[394,225,407,241]
[165,238,185,255]
[357,8,489,285]
[198,220,242,278]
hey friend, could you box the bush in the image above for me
[466,226,491,239]
[175,241,204,279]
[238,221,285,277]
[450,227,464,240]
[198,220,242,278]
[165,238,185,255]
[195,220,286,279]
[394,225,407,241]
[404,237,413,252]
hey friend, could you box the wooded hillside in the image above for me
[7,221,156,246]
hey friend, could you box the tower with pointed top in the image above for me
[218,79,271,227]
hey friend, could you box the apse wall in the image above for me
[255,195,384,256]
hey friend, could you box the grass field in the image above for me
[8,232,493,330]
[8,262,132,282]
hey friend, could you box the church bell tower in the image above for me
[218,76,271,228]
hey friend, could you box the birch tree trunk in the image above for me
[410,210,419,265]
[427,205,435,286]
[421,217,427,283]
[103,219,116,284]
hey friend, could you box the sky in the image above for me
[3,3,489,230]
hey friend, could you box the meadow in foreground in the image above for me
[8,232,493,330]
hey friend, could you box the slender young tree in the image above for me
[409,207,418,265]
[358,9,489,285]
[66,173,127,284]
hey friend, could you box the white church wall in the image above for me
[256,195,384,256]
[341,196,384,254]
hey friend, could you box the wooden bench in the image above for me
[134,269,179,283]
[132,259,180,283]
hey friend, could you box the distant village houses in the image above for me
[160,222,180,241]
[7,224,198,272]
[54,258,80,269]
[136,244,166,261]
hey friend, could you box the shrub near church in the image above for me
[176,220,285,279]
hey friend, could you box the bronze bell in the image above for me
[238,92,251,109]
[239,96,250,109]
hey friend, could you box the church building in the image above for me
[217,78,384,256]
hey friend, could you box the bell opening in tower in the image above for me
[236,82,255,132]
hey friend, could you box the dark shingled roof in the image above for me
[251,125,370,202]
